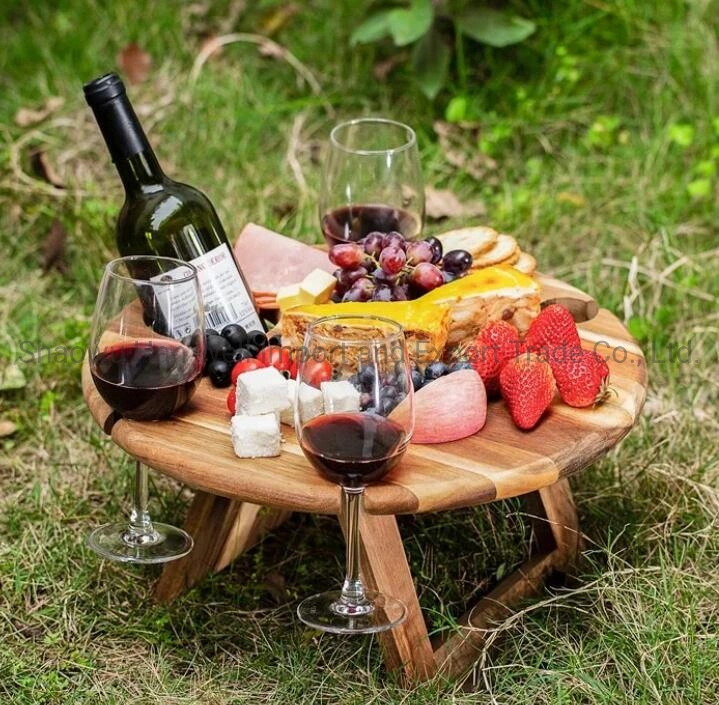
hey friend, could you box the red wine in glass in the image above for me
[91,341,201,421]
[300,412,407,487]
[321,204,420,246]
[86,254,204,565]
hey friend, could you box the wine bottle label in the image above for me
[152,244,263,337]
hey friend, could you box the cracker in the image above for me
[471,234,519,268]
[436,226,498,257]
[513,251,537,276]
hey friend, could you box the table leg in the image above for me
[154,491,289,603]
[434,478,582,681]
[526,477,582,571]
[358,512,436,683]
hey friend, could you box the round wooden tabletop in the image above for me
[82,274,647,516]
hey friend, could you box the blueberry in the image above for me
[360,392,373,409]
[381,373,397,388]
[424,361,449,381]
[268,335,282,346]
[379,397,397,415]
[348,373,361,390]
[207,359,231,387]
[232,348,254,363]
[358,364,376,392]
[382,386,398,400]
[205,334,233,363]
[205,329,219,338]
[245,343,260,357]
[248,330,268,349]
[448,361,473,373]
[221,324,248,349]
[411,368,423,391]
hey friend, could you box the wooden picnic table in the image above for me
[82,273,647,683]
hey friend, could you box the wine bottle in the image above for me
[83,72,264,336]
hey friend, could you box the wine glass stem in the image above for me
[126,460,157,543]
[340,486,367,607]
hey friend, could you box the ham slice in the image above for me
[233,223,335,295]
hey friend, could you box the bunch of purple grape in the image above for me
[329,231,473,303]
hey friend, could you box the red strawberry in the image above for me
[467,321,525,395]
[525,304,581,354]
[499,353,556,430]
[550,346,610,408]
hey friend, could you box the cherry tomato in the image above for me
[256,345,293,374]
[301,358,333,387]
[226,388,236,415]
[230,358,266,385]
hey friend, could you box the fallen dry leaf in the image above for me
[117,42,152,84]
[425,185,486,220]
[373,52,407,82]
[434,120,497,181]
[29,148,65,189]
[0,420,17,438]
[556,191,586,207]
[260,3,299,35]
[262,570,289,603]
[42,219,68,274]
[14,96,64,128]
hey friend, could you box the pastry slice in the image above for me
[281,266,540,365]
[420,265,540,347]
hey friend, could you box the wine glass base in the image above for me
[87,522,193,564]
[297,590,406,634]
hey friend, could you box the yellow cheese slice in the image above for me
[276,284,313,312]
[300,269,336,304]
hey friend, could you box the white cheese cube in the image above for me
[230,413,281,458]
[236,366,290,416]
[321,380,361,414]
[298,382,324,423]
[280,379,298,427]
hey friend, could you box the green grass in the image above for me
[1,0,719,702]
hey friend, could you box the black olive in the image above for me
[207,359,231,387]
[221,324,248,349]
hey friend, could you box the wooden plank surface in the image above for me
[82,274,647,517]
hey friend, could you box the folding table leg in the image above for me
[434,478,582,680]
[154,491,289,602]
[358,512,436,683]
[526,476,582,571]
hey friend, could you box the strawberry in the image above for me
[550,346,610,408]
[525,304,581,355]
[499,353,556,430]
[467,321,525,395]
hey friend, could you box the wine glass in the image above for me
[295,314,414,634]
[87,255,205,563]
[319,117,425,247]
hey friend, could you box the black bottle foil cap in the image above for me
[83,72,126,108]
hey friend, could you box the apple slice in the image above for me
[392,369,487,444]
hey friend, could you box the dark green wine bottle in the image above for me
[83,72,264,335]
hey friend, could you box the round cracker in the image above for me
[513,251,537,276]
[436,226,498,257]
[471,233,519,268]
